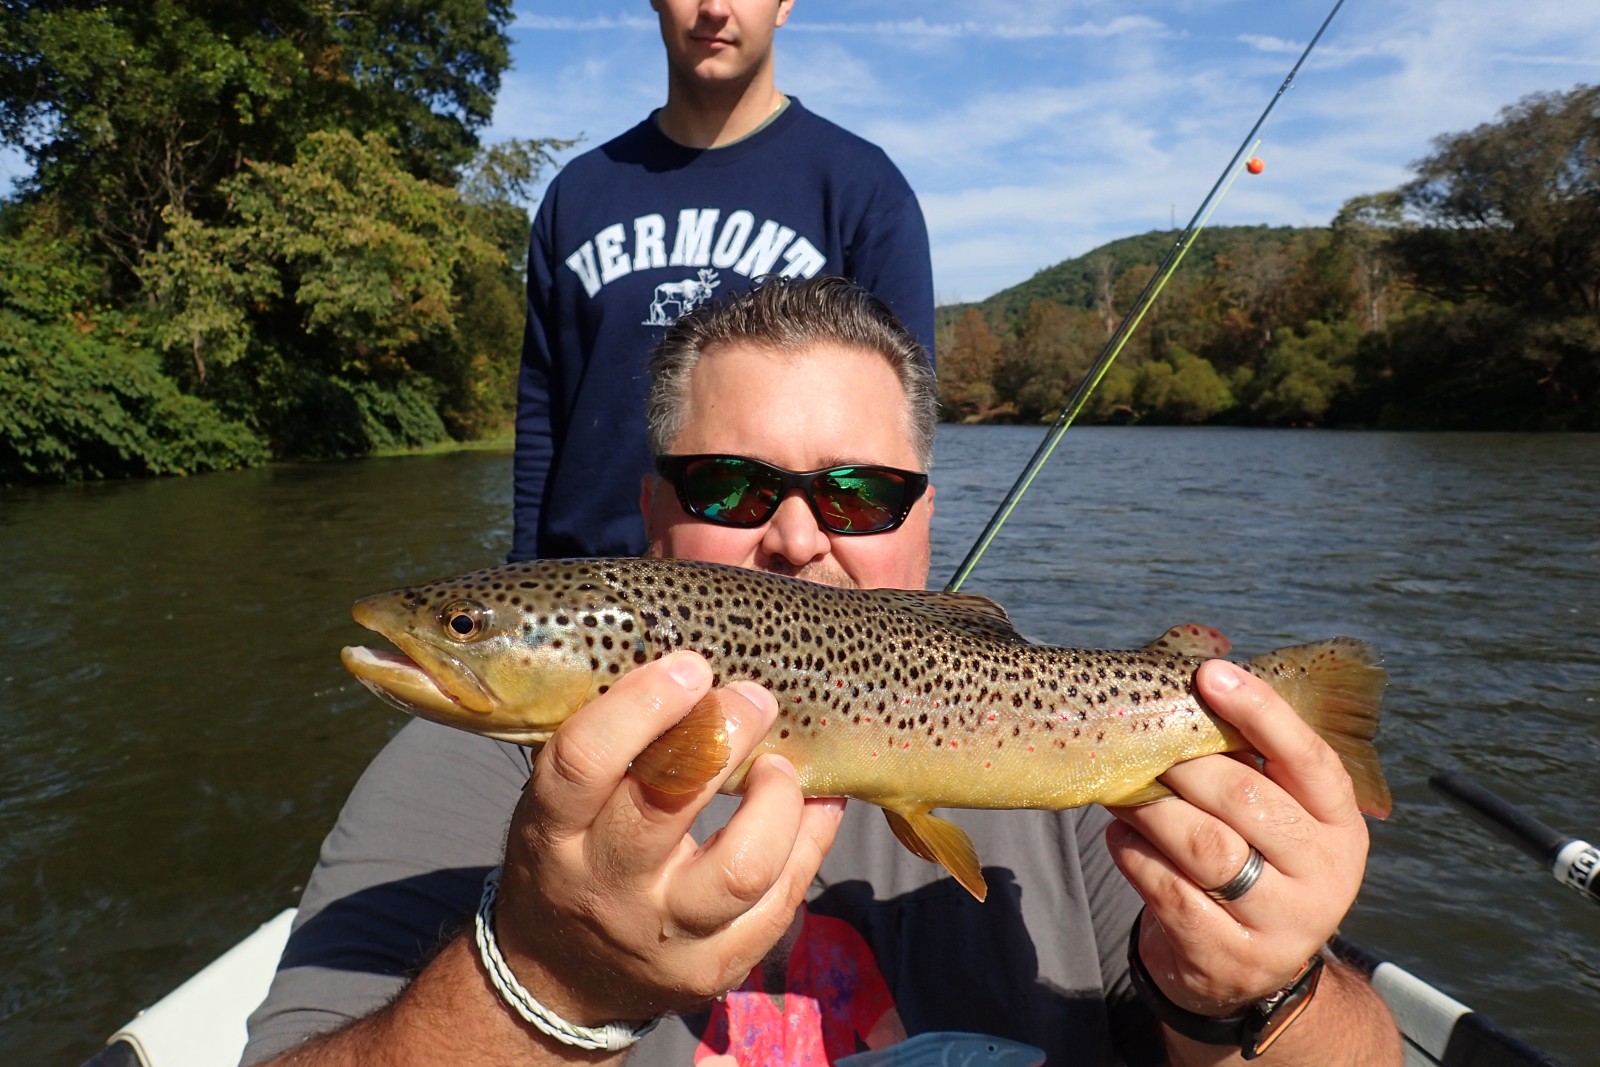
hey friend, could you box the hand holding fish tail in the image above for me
[1107,660,1400,1065]
[493,650,848,1032]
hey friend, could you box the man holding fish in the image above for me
[244,276,1401,1066]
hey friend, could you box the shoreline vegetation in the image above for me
[371,429,514,460]
[1,4,1595,487]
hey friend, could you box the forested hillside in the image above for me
[936,85,1599,432]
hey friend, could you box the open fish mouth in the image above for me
[339,641,498,719]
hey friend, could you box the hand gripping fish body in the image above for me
[341,558,1390,900]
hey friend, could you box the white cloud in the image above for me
[785,15,1168,40]
[1488,52,1600,67]
[514,14,656,32]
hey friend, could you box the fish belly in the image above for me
[755,691,1233,812]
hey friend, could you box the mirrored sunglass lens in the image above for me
[813,469,906,532]
[682,459,778,524]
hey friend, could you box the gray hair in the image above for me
[646,275,938,468]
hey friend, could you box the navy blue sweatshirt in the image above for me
[510,98,935,562]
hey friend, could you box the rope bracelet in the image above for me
[473,867,661,1051]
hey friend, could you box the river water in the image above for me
[2,427,1597,1063]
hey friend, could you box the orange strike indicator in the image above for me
[1246,157,1265,174]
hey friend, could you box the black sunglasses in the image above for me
[654,454,929,535]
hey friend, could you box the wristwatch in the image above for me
[1126,908,1325,1061]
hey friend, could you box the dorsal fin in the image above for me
[1143,623,1232,659]
[869,588,1027,644]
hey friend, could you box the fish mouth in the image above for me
[338,644,482,718]
[339,645,558,745]
[343,597,499,717]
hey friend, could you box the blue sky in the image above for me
[3,1,1595,303]
[488,0,1600,302]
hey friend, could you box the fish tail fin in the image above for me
[883,808,988,901]
[1250,638,1392,819]
[629,692,731,795]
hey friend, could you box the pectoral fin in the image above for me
[1104,780,1176,806]
[883,808,988,901]
[629,692,731,795]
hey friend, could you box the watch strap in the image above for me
[1126,907,1325,1060]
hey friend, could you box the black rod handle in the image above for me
[1429,771,1600,907]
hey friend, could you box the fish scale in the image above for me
[342,557,1390,900]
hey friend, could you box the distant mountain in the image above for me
[937,224,1318,328]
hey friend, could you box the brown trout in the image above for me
[341,557,1390,900]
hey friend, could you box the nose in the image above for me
[758,491,830,570]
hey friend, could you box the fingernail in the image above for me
[664,650,710,691]
[759,753,798,781]
[1210,660,1246,691]
[728,680,778,715]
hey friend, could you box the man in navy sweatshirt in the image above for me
[509,0,935,563]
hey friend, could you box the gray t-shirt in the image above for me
[243,719,1161,1066]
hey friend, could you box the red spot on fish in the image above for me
[948,740,959,749]
[820,718,827,727]
[835,679,844,687]
[984,761,993,770]
[902,740,912,749]
[1027,745,1036,753]
[985,712,998,723]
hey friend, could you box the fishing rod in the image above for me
[944,0,1350,593]
[1430,771,1600,908]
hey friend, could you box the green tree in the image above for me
[1330,194,1405,332]
[1250,320,1362,425]
[138,130,510,454]
[1391,84,1600,315]
[1085,362,1139,423]
[1,0,512,281]
[1134,347,1233,423]
[1007,300,1101,420]
[1377,82,1600,425]
[0,204,266,482]
[0,0,571,484]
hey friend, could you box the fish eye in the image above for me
[440,600,490,641]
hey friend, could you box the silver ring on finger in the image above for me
[1205,845,1265,902]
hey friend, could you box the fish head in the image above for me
[340,563,649,745]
